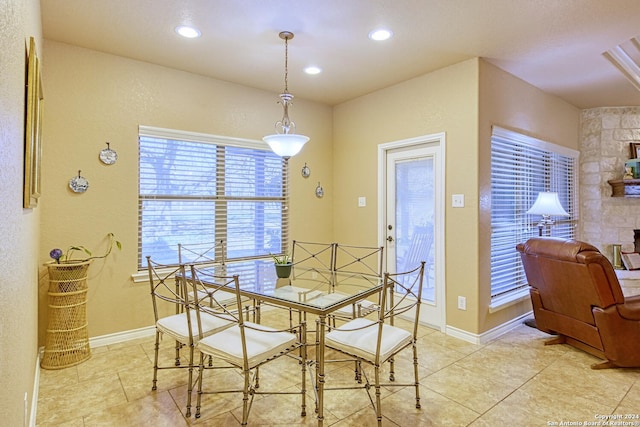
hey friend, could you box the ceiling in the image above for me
[41,0,640,108]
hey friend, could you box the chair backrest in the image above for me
[146,256,190,324]
[291,240,335,270]
[333,243,384,277]
[516,237,625,325]
[187,264,242,337]
[178,239,225,266]
[380,261,425,338]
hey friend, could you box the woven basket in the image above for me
[41,260,92,369]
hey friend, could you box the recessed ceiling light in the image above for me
[175,25,201,39]
[369,29,393,41]
[304,66,322,75]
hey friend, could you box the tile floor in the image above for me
[36,309,640,426]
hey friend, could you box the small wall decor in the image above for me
[315,182,324,198]
[69,170,89,193]
[23,36,44,208]
[631,142,640,159]
[99,142,118,165]
[301,163,310,178]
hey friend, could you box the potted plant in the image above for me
[271,253,293,278]
[41,233,121,369]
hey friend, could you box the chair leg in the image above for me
[374,364,382,427]
[186,344,195,417]
[300,322,307,417]
[242,369,251,426]
[194,352,205,419]
[413,343,421,409]
[389,356,395,382]
[152,331,160,391]
[174,339,181,366]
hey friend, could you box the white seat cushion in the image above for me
[325,317,412,363]
[197,322,297,368]
[156,311,234,344]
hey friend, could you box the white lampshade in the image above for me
[263,134,310,159]
[526,192,569,216]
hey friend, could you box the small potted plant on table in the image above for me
[271,253,293,278]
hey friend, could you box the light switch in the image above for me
[358,197,366,207]
[452,194,465,208]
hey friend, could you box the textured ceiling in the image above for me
[41,0,640,108]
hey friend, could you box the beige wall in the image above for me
[0,0,42,424]
[333,59,480,332]
[333,58,580,335]
[39,41,333,340]
[478,60,580,332]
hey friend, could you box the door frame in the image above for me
[377,132,446,331]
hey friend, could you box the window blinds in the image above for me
[490,127,577,299]
[138,127,288,268]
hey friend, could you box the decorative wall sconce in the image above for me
[315,182,324,198]
[99,142,118,165]
[301,163,310,178]
[69,170,89,193]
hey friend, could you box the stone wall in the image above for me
[580,107,640,258]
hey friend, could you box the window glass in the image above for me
[138,130,288,268]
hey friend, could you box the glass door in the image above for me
[383,141,444,329]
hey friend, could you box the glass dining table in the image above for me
[185,258,383,427]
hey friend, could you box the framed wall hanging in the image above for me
[24,36,43,208]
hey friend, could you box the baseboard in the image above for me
[89,325,156,348]
[445,311,532,345]
[29,353,40,427]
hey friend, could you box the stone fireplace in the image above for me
[580,107,640,259]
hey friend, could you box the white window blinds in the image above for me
[490,126,577,299]
[138,126,289,268]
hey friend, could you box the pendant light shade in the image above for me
[263,31,309,159]
[263,133,310,158]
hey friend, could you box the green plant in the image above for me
[49,233,122,263]
[270,253,291,264]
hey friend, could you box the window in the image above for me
[490,126,578,303]
[138,126,288,268]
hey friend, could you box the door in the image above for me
[379,135,445,330]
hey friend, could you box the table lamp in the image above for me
[526,192,569,237]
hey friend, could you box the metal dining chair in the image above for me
[322,261,425,426]
[146,257,235,417]
[177,239,226,266]
[330,243,384,323]
[187,263,308,424]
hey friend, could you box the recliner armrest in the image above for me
[617,295,640,320]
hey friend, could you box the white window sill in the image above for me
[489,287,530,313]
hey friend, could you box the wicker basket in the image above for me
[41,260,92,369]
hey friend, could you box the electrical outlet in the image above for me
[452,194,465,208]
[457,296,466,310]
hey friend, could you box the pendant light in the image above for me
[263,31,310,159]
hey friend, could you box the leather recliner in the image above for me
[516,237,640,369]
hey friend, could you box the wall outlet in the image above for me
[457,296,466,310]
[452,194,465,207]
